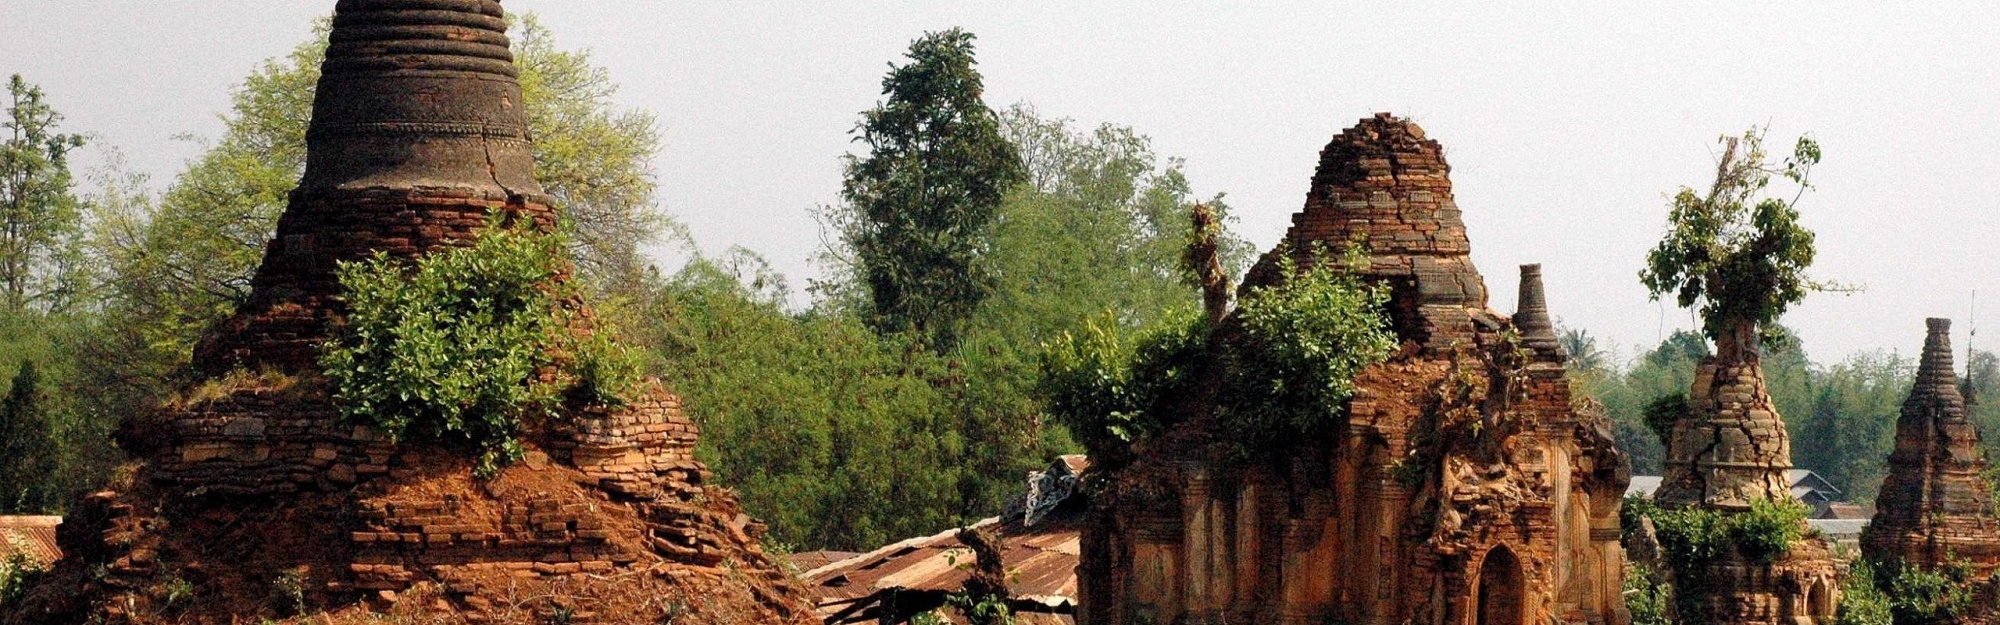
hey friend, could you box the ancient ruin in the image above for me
[1865,318,2000,582]
[1080,114,1631,625]
[4,2,812,623]
[1649,324,1839,623]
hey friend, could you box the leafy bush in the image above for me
[1879,559,1972,625]
[1624,562,1676,625]
[320,216,638,472]
[1219,246,1397,445]
[1642,393,1689,447]
[1651,497,1807,568]
[0,546,47,606]
[1038,308,1207,453]
[1837,559,1893,625]
[1038,243,1396,457]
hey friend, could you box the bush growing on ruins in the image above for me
[1218,245,1397,448]
[1623,562,1676,625]
[320,217,639,473]
[1640,127,1830,360]
[1873,559,1973,625]
[1650,497,1809,570]
[1836,559,1893,625]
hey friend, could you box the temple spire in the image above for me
[1513,264,1562,358]
[1865,318,2000,582]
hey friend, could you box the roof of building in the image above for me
[0,516,61,566]
[1629,471,1842,501]
[1626,476,1662,499]
[802,456,1087,625]
[1808,518,1870,538]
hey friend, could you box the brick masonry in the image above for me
[1084,114,1634,625]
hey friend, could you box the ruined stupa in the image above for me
[1081,114,1632,625]
[1865,319,2000,581]
[5,2,814,623]
[1651,323,1838,622]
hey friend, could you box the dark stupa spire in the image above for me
[194,0,556,373]
[1514,264,1562,358]
[306,0,540,195]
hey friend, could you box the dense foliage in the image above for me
[1641,128,1827,356]
[0,361,59,511]
[1,75,88,312]
[1041,244,1396,459]
[1835,559,1893,625]
[1869,559,1974,625]
[321,219,638,472]
[830,28,1026,351]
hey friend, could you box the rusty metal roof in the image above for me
[802,456,1088,624]
[0,516,62,566]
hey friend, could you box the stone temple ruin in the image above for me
[6,2,813,623]
[1079,114,1632,625]
[1651,325,1839,623]
[1864,318,2000,620]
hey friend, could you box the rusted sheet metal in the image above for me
[0,516,63,565]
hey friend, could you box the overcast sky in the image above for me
[3,2,1997,365]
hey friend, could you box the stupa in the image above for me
[5,2,813,623]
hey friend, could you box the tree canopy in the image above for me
[831,28,1026,351]
[1640,128,1826,361]
[0,75,86,313]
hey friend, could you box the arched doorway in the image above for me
[1475,545,1525,625]
[1807,579,1833,619]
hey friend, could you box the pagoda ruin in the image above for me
[1864,319,2000,607]
[1079,113,1632,625]
[4,2,813,623]
[1650,315,1839,622]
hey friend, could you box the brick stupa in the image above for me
[1651,327,1839,619]
[1865,319,2000,582]
[5,2,814,623]
[1082,114,1634,625]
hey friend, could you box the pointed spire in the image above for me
[1911,318,1967,422]
[303,0,541,195]
[1514,264,1562,358]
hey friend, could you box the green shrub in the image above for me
[1879,559,1972,625]
[1220,246,1397,444]
[1624,562,1676,625]
[1038,244,1396,457]
[1836,559,1892,625]
[1038,308,1207,453]
[320,216,638,473]
[1650,497,1807,569]
[0,547,46,606]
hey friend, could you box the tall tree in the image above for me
[833,28,1025,350]
[0,361,59,513]
[1640,127,1827,363]
[0,75,86,313]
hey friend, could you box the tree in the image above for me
[832,28,1025,350]
[1640,128,1827,362]
[0,75,86,313]
[94,16,667,384]
[0,361,59,513]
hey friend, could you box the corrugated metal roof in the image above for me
[803,456,1088,624]
[0,516,62,566]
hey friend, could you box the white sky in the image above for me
[3,2,1997,365]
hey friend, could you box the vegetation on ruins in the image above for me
[637,103,1236,549]
[320,217,640,473]
[827,28,1027,351]
[1040,243,1396,460]
[1640,127,1828,361]
[1625,495,1812,618]
[1872,560,1974,625]
[1,75,88,313]
[1623,562,1676,625]
[1836,558,1894,625]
